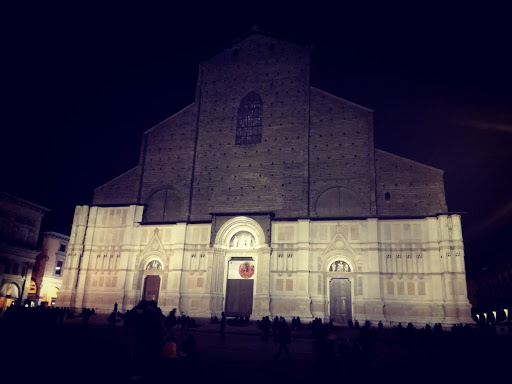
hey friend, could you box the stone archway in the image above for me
[0,282,21,309]
[140,258,164,305]
[329,278,352,324]
[324,256,354,325]
[211,216,270,318]
[143,275,161,303]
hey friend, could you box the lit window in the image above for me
[55,261,63,276]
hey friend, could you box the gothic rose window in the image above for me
[236,92,262,145]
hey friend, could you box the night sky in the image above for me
[2,3,511,278]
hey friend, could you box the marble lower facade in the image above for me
[58,205,472,326]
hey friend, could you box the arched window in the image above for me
[143,188,183,222]
[236,92,262,145]
[28,281,37,295]
[315,186,364,217]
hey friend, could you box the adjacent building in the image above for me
[30,232,70,306]
[58,29,472,326]
[0,192,49,309]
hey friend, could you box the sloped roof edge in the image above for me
[375,148,445,173]
[311,86,374,112]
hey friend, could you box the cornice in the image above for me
[0,192,50,214]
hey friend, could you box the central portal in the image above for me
[329,278,352,324]
[225,257,255,316]
[143,275,161,304]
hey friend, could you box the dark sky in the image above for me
[1,3,511,277]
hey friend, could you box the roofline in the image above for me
[0,192,50,214]
[94,166,140,191]
[375,148,445,173]
[199,26,311,64]
[229,25,310,48]
[144,103,196,135]
[311,86,374,112]
[40,231,70,241]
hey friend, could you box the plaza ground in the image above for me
[2,313,510,383]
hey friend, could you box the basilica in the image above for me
[58,29,472,326]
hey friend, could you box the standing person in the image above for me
[164,308,177,338]
[273,318,291,360]
[272,316,279,340]
[220,312,226,339]
[81,308,91,327]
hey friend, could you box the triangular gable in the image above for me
[322,224,356,258]
[139,228,166,267]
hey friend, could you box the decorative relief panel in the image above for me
[329,260,351,272]
[230,231,255,249]
[146,260,162,270]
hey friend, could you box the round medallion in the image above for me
[336,240,344,249]
[239,262,255,279]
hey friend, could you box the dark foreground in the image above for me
[1,314,510,384]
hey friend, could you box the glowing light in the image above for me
[504,309,509,320]
[493,311,497,321]
[476,314,480,321]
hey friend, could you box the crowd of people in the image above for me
[2,299,509,382]
[0,303,94,328]
[119,300,199,381]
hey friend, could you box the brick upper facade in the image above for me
[93,31,447,220]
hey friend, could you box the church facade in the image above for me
[58,30,472,326]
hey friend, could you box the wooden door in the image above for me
[330,278,351,324]
[225,279,254,316]
[143,275,160,304]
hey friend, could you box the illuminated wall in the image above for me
[59,30,471,325]
[58,206,471,325]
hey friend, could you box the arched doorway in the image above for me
[330,278,352,324]
[0,282,20,309]
[143,275,161,303]
[142,259,163,304]
[225,256,255,316]
[327,260,353,324]
[213,216,269,319]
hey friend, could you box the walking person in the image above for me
[273,317,291,360]
[220,312,226,340]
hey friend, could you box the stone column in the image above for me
[21,263,34,304]
[172,223,187,314]
[58,205,89,309]
[209,247,226,316]
[74,206,97,309]
[121,205,144,312]
[252,246,271,319]
[365,218,385,322]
